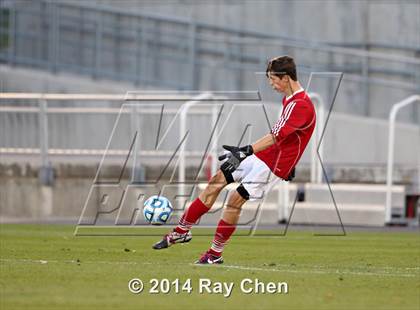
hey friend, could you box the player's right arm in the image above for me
[251,133,276,153]
[272,100,314,143]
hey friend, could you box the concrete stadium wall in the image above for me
[0,65,150,94]
[3,1,420,124]
[92,0,420,48]
[90,0,420,123]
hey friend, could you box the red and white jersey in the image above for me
[255,89,316,179]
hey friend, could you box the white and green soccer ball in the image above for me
[143,195,173,225]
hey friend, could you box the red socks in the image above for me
[175,198,210,234]
[175,199,236,257]
[208,219,236,257]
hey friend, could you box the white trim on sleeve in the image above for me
[271,101,297,136]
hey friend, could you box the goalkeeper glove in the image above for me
[218,145,254,173]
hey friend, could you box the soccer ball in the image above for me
[143,195,173,225]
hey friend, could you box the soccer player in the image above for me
[153,56,316,264]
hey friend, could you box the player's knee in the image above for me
[225,197,243,212]
[236,184,250,201]
[226,187,248,209]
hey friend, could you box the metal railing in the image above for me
[0,92,220,167]
[0,92,328,185]
[385,95,420,223]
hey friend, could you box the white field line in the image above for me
[193,264,419,278]
[1,258,418,278]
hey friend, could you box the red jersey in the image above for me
[255,89,316,179]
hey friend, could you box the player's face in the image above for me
[267,73,289,93]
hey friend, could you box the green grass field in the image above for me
[0,224,419,310]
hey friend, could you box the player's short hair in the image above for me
[266,55,297,81]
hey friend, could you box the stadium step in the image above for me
[197,182,407,226]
